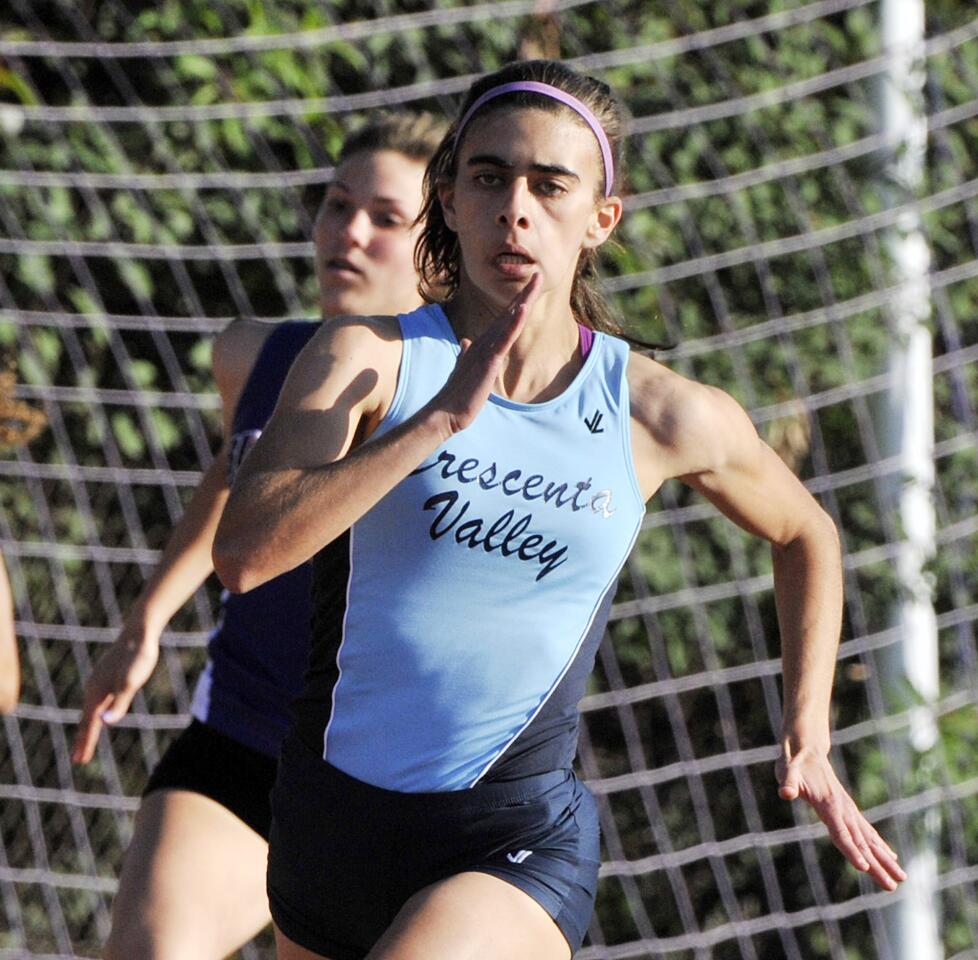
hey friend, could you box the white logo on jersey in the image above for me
[506,849,533,864]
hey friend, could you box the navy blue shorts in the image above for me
[267,734,600,959]
[143,719,277,840]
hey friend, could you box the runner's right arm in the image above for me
[71,321,271,763]
[214,280,539,593]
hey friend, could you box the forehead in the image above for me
[331,149,426,203]
[458,106,602,175]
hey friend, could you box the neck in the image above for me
[444,277,582,403]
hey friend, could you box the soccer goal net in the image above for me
[1,1,976,958]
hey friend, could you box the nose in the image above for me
[495,179,530,229]
[337,207,373,249]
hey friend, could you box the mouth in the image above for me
[323,257,363,276]
[492,246,536,278]
[493,245,535,267]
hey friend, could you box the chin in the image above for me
[485,277,530,304]
[321,293,365,318]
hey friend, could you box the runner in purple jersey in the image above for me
[71,112,445,960]
[216,60,906,960]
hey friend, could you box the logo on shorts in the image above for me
[506,849,533,864]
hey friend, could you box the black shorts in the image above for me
[267,734,600,959]
[143,719,278,840]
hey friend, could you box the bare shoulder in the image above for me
[290,314,402,382]
[302,313,402,359]
[211,318,278,409]
[627,351,760,480]
[278,314,403,420]
[211,313,400,409]
[235,314,405,472]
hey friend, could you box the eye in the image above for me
[324,195,349,213]
[473,171,503,187]
[373,212,408,228]
[535,179,566,197]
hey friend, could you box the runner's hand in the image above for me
[71,622,160,764]
[429,274,541,435]
[777,746,906,890]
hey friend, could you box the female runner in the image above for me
[71,112,445,960]
[0,553,16,715]
[214,60,905,960]
[0,370,47,714]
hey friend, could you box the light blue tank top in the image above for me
[316,304,645,790]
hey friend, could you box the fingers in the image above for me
[101,671,143,724]
[437,274,543,432]
[71,692,112,764]
[71,672,138,764]
[821,806,872,873]
[866,842,907,889]
[507,271,542,323]
[778,753,906,891]
[484,272,541,357]
[776,759,800,801]
[866,824,900,864]
[72,687,136,764]
[502,271,542,320]
[844,812,906,889]
[826,810,906,890]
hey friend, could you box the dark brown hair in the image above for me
[415,60,627,334]
[339,111,449,166]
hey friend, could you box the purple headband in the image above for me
[453,80,615,197]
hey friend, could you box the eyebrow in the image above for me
[465,154,580,181]
[328,182,407,208]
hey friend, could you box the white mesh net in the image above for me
[1,1,977,957]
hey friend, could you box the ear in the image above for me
[582,195,623,250]
[437,180,458,233]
